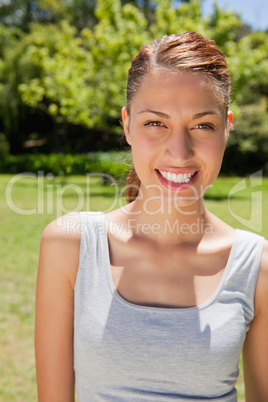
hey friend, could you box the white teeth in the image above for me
[159,170,194,184]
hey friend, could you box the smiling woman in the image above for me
[122,70,231,204]
[124,32,232,203]
[35,31,268,402]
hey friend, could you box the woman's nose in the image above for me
[165,130,194,162]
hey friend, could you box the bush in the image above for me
[1,151,131,181]
[222,99,268,176]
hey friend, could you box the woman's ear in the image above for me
[122,107,131,145]
[228,110,233,125]
[226,110,233,139]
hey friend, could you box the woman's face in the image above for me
[122,70,233,209]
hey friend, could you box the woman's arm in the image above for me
[35,213,81,402]
[243,240,268,401]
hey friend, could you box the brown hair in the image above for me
[125,31,231,203]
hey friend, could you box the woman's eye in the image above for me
[194,123,214,130]
[144,121,164,127]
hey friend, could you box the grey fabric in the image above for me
[74,211,264,401]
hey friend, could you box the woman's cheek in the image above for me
[131,133,161,158]
[199,136,226,159]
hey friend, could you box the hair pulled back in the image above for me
[125,31,231,203]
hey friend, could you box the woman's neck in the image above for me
[120,196,213,246]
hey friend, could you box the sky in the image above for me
[202,0,268,31]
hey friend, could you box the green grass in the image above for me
[1,173,267,401]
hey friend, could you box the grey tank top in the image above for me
[74,211,265,401]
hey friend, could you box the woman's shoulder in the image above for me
[41,212,81,242]
[255,238,268,315]
[261,238,268,263]
[39,213,82,289]
[258,238,268,283]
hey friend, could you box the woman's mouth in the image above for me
[156,169,199,190]
[157,170,195,184]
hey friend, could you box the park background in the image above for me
[0,0,268,400]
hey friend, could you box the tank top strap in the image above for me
[75,211,108,297]
[220,228,265,326]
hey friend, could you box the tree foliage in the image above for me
[17,1,151,131]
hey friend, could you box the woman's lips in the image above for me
[156,169,200,190]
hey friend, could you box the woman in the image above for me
[35,31,268,401]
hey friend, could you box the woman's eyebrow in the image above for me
[138,109,170,119]
[193,111,218,119]
[138,110,220,119]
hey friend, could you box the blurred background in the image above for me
[0,0,267,400]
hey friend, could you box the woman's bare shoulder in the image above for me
[41,212,81,242]
[256,239,268,311]
[258,238,268,285]
[243,239,268,399]
[38,213,82,288]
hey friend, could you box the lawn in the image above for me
[1,173,267,401]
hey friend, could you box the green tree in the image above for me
[226,31,268,104]
[0,0,51,31]
[0,24,27,152]
[18,1,151,132]
[222,98,268,175]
